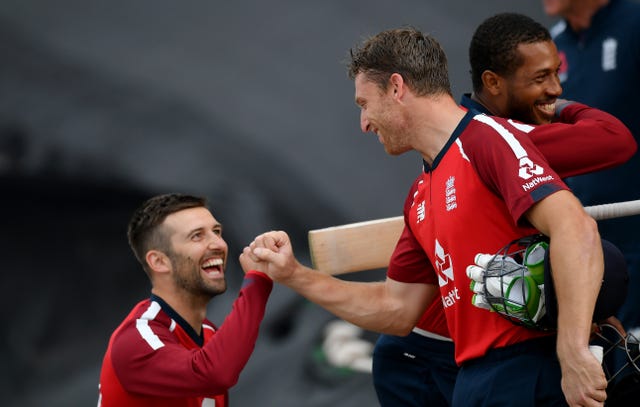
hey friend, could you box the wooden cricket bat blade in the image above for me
[308,216,404,275]
[307,199,640,276]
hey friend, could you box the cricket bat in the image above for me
[308,199,640,275]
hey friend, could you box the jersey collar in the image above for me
[150,294,204,346]
[423,108,478,173]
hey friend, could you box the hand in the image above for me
[558,344,607,406]
[239,245,267,275]
[467,253,510,310]
[239,230,282,275]
[244,231,300,283]
[467,252,546,324]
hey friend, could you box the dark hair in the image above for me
[469,13,552,93]
[127,193,207,273]
[348,27,451,97]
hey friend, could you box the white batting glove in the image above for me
[466,253,546,323]
[467,253,518,297]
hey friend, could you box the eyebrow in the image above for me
[185,222,222,237]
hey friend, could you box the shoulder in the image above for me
[459,114,543,171]
[111,300,174,352]
[463,114,533,144]
[609,0,640,29]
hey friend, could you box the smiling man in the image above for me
[370,13,635,407]
[98,193,273,407]
[245,27,614,406]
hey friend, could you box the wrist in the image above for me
[246,269,272,282]
[555,98,574,117]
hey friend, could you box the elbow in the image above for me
[613,128,637,165]
[580,214,601,250]
[203,371,239,393]
[384,327,413,336]
[621,131,638,162]
[215,373,240,391]
[194,355,243,393]
[627,136,638,160]
[392,325,415,336]
[385,322,414,336]
[382,312,421,336]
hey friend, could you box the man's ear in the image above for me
[146,250,171,274]
[389,73,405,99]
[481,70,503,96]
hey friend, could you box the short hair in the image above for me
[127,193,207,273]
[348,27,451,97]
[469,13,552,93]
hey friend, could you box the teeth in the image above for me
[203,258,223,268]
[539,103,555,113]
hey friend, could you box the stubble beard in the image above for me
[171,253,227,299]
[505,90,552,125]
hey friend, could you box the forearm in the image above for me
[523,171,607,404]
[526,191,603,351]
[549,216,603,354]
[280,264,432,335]
[533,102,636,178]
[203,271,273,389]
[246,230,436,335]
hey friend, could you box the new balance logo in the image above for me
[416,201,426,223]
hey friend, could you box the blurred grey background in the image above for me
[0,1,553,406]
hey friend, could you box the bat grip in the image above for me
[585,199,640,221]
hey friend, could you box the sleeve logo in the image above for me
[518,157,544,180]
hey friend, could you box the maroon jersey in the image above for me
[526,102,635,178]
[390,101,635,343]
[389,110,568,364]
[98,271,272,407]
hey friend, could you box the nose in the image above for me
[360,111,370,133]
[547,74,562,98]
[207,233,227,250]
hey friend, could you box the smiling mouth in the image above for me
[202,257,224,277]
[537,102,556,115]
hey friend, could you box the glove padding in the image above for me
[467,253,546,325]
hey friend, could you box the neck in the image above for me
[564,0,609,31]
[470,92,501,116]
[151,287,209,334]
[413,94,467,165]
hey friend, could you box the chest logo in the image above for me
[435,239,454,287]
[416,200,426,223]
[445,176,457,212]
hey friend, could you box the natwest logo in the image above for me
[522,174,555,191]
[518,157,544,180]
[434,239,460,309]
[434,239,454,287]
